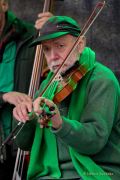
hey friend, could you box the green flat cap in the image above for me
[30,16,81,46]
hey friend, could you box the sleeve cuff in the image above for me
[51,116,72,138]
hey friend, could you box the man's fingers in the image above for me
[37,12,53,18]
[13,106,27,122]
[35,12,53,30]
[33,97,44,113]
[17,94,32,103]
[35,18,49,29]
[2,92,32,106]
[13,102,33,122]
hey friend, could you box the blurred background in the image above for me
[9,0,120,81]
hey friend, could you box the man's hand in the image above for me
[33,97,62,129]
[2,91,32,106]
[35,12,53,30]
[13,100,33,123]
[13,95,63,129]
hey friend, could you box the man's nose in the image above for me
[50,49,59,60]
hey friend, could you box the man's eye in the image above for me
[43,47,49,52]
[58,44,65,48]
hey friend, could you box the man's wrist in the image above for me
[52,123,62,130]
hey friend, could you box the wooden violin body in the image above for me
[53,63,88,103]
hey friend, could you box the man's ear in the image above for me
[77,36,86,53]
[2,1,9,12]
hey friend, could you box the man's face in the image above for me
[42,34,84,74]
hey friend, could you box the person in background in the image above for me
[13,15,120,180]
[0,0,52,179]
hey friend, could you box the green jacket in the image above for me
[0,11,36,99]
[0,11,37,158]
[15,48,120,180]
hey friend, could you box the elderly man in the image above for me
[13,16,120,180]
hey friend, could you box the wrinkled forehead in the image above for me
[42,34,75,45]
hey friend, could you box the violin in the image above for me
[53,62,88,103]
[29,62,90,128]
